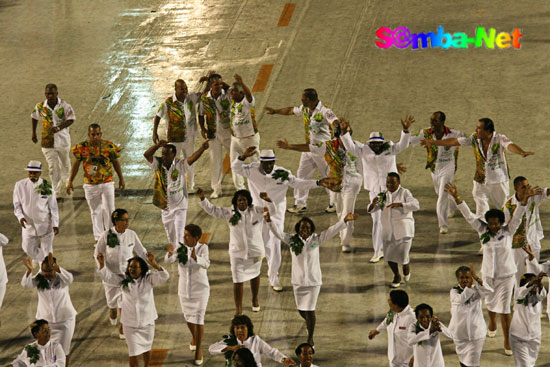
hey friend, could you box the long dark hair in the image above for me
[125,256,149,279]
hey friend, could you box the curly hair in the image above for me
[294,217,315,234]
[232,190,253,208]
[230,314,255,337]
[125,256,149,279]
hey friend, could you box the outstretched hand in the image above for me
[96,253,105,269]
[344,213,359,222]
[400,114,415,131]
[264,106,276,115]
[276,139,290,150]
[241,146,257,159]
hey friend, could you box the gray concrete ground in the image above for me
[1,0,550,365]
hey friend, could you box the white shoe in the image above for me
[487,329,497,338]
[272,285,283,292]
[341,244,352,253]
[439,226,449,234]
[252,305,261,312]
[448,209,456,218]
[109,317,117,326]
[390,281,400,288]
[504,349,513,356]
[325,204,336,213]
[189,344,196,351]
[403,273,411,282]
[370,254,383,263]
[210,189,222,199]
[119,333,126,340]
[288,205,307,214]
[188,186,197,194]
[194,359,204,366]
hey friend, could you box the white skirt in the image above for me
[510,334,541,367]
[383,237,412,265]
[50,318,76,355]
[124,324,155,357]
[484,275,514,314]
[455,338,484,366]
[230,256,262,283]
[180,294,209,325]
[293,285,321,311]
[103,282,122,309]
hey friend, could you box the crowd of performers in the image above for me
[2,70,547,367]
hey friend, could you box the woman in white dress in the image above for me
[197,188,266,315]
[93,208,149,337]
[9,319,66,367]
[264,198,358,346]
[21,253,76,367]
[164,223,210,366]
[96,252,169,367]
[209,315,295,367]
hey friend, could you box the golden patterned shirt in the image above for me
[72,140,121,184]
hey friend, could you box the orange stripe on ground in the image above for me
[200,232,211,244]
[251,64,274,92]
[223,153,232,174]
[149,349,168,366]
[277,3,296,27]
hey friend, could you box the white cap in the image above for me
[369,132,385,142]
[259,149,275,161]
[25,160,42,172]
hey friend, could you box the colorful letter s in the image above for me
[375,27,394,49]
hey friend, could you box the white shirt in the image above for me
[22,267,77,323]
[13,178,59,237]
[368,186,420,241]
[510,283,546,340]
[292,101,337,144]
[12,340,66,367]
[209,335,287,367]
[31,98,75,148]
[457,201,526,279]
[164,242,210,298]
[148,157,190,211]
[231,95,257,137]
[98,267,169,328]
[408,322,453,367]
[199,199,265,260]
[458,132,513,184]
[448,283,493,341]
[376,305,416,366]
[269,220,346,286]
[199,89,232,135]
[94,227,148,275]
[156,92,201,132]
[341,131,410,193]
[503,190,548,247]
[0,233,8,285]
[409,127,464,174]
[231,158,318,221]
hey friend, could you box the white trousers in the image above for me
[42,146,71,197]
[161,208,187,246]
[230,134,260,190]
[510,334,540,367]
[431,169,456,227]
[22,230,54,261]
[294,151,330,207]
[83,182,115,241]
[170,130,196,188]
[262,216,284,287]
[335,191,359,246]
[0,282,6,309]
[472,180,509,218]
[209,132,231,191]
[369,191,384,257]
[50,317,76,355]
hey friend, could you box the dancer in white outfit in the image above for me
[446,182,534,355]
[409,111,464,234]
[164,224,210,366]
[0,233,8,327]
[231,147,332,291]
[9,319,66,367]
[93,208,149,335]
[341,115,413,262]
[13,160,59,262]
[265,202,358,346]
[209,315,295,367]
[97,252,169,367]
[449,265,493,367]
[22,254,76,367]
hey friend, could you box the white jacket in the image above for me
[13,178,59,236]
[164,242,210,299]
[448,283,493,341]
[209,335,287,367]
[22,267,77,323]
[376,305,416,366]
[368,186,419,241]
[98,267,169,328]
[12,340,65,367]
[94,227,148,275]
[408,322,453,367]
[510,283,546,340]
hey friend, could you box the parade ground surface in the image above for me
[1,0,550,366]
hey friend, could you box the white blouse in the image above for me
[209,335,287,367]
[94,227,148,275]
[98,267,169,328]
[12,340,66,367]
[510,283,547,340]
[268,220,346,286]
[375,305,416,365]
[199,198,265,260]
[21,267,77,323]
[164,242,210,298]
[407,322,453,367]
[448,283,493,341]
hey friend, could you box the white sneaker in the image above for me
[325,204,336,213]
[194,359,204,366]
[272,285,283,292]
[189,344,196,351]
[288,205,307,214]
[403,273,411,282]
[210,189,222,199]
[370,254,383,263]
[439,226,449,234]
[504,349,513,356]
[487,329,497,338]
[390,281,400,288]
[341,244,352,253]
[252,305,261,312]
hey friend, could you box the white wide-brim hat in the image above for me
[24,160,42,172]
[369,132,385,142]
[259,149,275,161]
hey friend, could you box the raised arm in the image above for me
[186,140,209,166]
[391,114,414,154]
[506,143,534,158]
[234,74,252,103]
[407,323,430,346]
[231,146,257,178]
[317,213,359,245]
[144,140,167,164]
[446,183,486,233]
[276,139,311,152]
[264,106,294,115]
[197,189,230,220]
